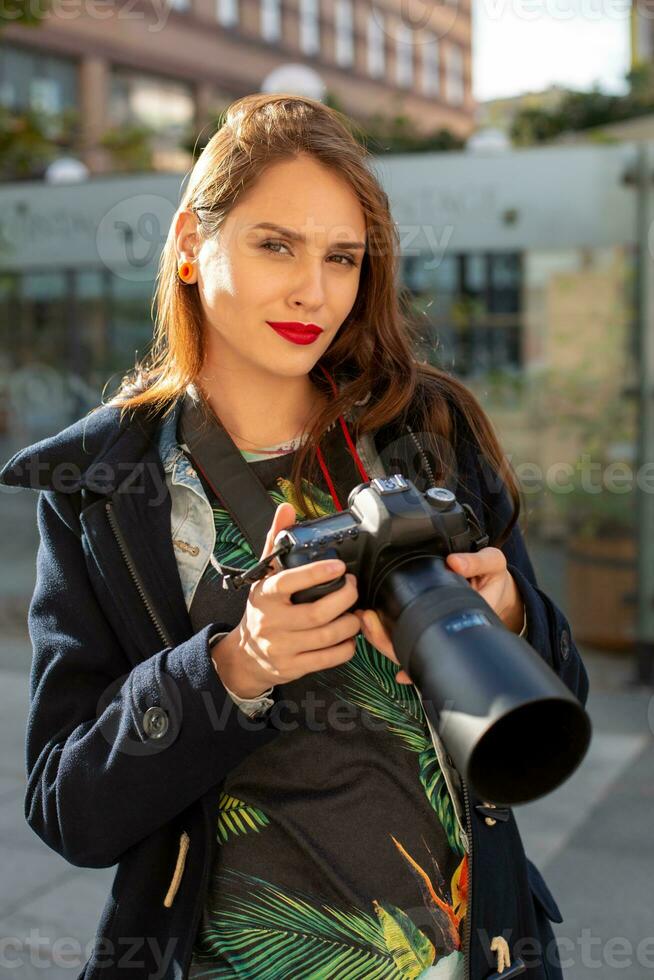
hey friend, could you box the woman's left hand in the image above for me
[354,547,525,685]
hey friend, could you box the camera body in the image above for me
[274,474,488,606]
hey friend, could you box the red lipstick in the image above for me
[266,321,323,346]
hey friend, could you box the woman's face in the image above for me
[175,155,367,380]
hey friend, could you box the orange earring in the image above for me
[178,260,196,283]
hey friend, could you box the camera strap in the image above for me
[177,369,373,592]
[178,391,288,590]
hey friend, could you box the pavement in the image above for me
[0,485,653,978]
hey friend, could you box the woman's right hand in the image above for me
[210,503,361,698]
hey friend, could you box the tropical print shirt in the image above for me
[182,418,469,979]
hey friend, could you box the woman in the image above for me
[0,94,588,979]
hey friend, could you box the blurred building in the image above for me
[0,0,473,174]
[631,0,654,65]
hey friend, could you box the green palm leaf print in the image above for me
[193,867,436,979]
[418,751,465,858]
[314,635,427,752]
[216,794,270,845]
[204,477,326,588]
[273,478,335,520]
[374,900,435,978]
[203,480,464,856]
[313,639,465,857]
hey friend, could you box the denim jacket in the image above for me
[154,398,279,717]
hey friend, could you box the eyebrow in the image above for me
[249,222,366,251]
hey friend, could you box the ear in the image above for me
[174,209,201,264]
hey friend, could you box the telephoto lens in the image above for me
[275,476,592,805]
[373,554,591,806]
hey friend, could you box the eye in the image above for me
[260,240,358,268]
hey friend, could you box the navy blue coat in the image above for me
[0,398,589,980]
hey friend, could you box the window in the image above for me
[300,0,320,55]
[335,0,354,67]
[422,31,439,96]
[445,43,464,105]
[367,9,385,78]
[109,69,195,164]
[261,0,281,40]
[216,0,238,27]
[395,22,413,88]
[401,252,523,377]
[0,45,77,116]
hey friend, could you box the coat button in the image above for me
[560,629,571,661]
[483,801,497,827]
[143,706,169,740]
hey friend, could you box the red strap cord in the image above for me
[316,365,370,511]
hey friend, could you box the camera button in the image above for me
[426,488,456,511]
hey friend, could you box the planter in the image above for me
[565,534,636,651]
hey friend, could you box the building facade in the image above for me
[631,0,654,66]
[0,0,473,174]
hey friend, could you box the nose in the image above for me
[289,261,327,311]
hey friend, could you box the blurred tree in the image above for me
[511,64,654,146]
[0,0,50,27]
[0,106,78,179]
[323,89,465,152]
[99,125,154,172]
[185,91,466,159]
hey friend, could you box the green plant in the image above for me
[554,481,635,539]
[188,92,465,160]
[0,106,79,180]
[510,63,654,146]
[0,0,50,27]
[533,372,637,538]
[99,125,154,172]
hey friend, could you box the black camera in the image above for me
[274,475,591,806]
[275,474,489,606]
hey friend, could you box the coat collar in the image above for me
[0,398,178,494]
[0,381,370,495]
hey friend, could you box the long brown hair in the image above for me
[105,93,521,545]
